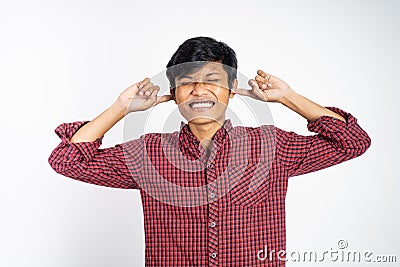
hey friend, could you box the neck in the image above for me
[188,118,225,142]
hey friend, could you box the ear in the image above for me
[169,87,177,103]
[229,79,238,98]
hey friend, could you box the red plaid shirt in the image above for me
[48,106,370,266]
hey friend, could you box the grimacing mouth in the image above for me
[187,99,217,109]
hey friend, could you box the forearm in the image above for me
[280,90,346,122]
[70,101,126,143]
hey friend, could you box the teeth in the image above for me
[190,101,214,109]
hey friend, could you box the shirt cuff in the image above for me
[306,106,357,133]
[54,121,104,161]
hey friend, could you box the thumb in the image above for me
[150,88,159,99]
[248,79,260,90]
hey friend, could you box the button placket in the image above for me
[208,207,219,266]
[207,163,219,266]
[207,161,217,202]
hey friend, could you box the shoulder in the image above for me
[120,131,179,154]
[141,131,180,145]
[231,124,282,143]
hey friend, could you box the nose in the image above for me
[191,81,209,96]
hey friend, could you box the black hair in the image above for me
[166,37,238,98]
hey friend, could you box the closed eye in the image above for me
[179,81,192,86]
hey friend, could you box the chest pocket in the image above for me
[227,162,271,208]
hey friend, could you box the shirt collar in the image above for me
[179,119,233,139]
[178,119,233,159]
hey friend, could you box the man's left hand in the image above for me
[231,70,294,103]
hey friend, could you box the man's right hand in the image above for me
[116,77,174,115]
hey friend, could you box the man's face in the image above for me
[173,62,237,125]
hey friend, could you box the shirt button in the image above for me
[207,163,214,169]
[209,193,215,199]
[332,118,336,122]
[210,221,216,228]
[211,252,217,258]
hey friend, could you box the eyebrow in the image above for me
[178,72,220,79]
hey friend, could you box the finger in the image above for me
[255,75,267,86]
[257,81,267,90]
[231,87,252,97]
[257,70,272,82]
[248,79,261,91]
[255,75,273,89]
[257,70,267,78]
[154,94,174,106]
[257,81,272,90]
[150,86,160,99]
[138,82,155,96]
[138,77,150,89]
[255,75,264,82]
[145,86,160,105]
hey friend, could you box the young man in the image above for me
[48,36,371,266]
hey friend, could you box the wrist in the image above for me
[110,100,128,119]
[280,88,298,107]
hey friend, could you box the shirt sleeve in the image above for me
[275,106,371,178]
[48,121,143,189]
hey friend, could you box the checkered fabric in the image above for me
[48,106,371,266]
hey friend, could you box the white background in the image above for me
[1,0,399,266]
